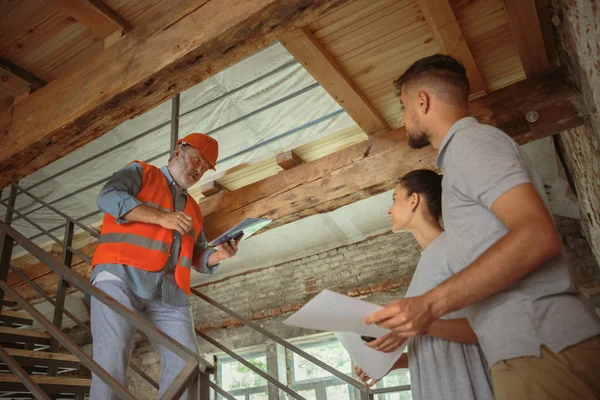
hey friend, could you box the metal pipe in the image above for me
[170,93,180,155]
[0,345,51,400]
[196,328,306,400]
[0,282,136,400]
[191,288,366,391]
[1,220,214,372]
[370,384,411,394]
[209,381,237,400]
[11,184,99,237]
[0,198,63,245]
[27,209,101,244]
[9,265,91,334]
[2,59,299,203]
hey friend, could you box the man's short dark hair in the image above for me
[393,54,470,105]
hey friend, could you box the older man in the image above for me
[90,133,239,399]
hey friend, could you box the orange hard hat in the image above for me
[176,133,218,170]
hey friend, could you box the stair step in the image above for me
[1,310,34,327]
[0,327,51,349]
[0,374,91,395]
[0,349,81,371]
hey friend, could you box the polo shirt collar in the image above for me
[435,117,478,169]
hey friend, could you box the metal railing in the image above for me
[0,184,411,400]
[191,289,412,400]
[0,220,230,399]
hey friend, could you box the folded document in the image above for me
[283,290,407,380]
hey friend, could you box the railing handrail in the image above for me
[8,263,160,390]
[10,183,100,239]
[191,288,369,393]
[0,220,212,369]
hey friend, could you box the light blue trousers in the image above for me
[90,280,199,399]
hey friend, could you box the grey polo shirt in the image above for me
[437,117,600,368]
[91,163,218,307]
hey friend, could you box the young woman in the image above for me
[355,169,493,400]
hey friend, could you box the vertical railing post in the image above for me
[199,370,210,400]
[170,93,180,156]
[0,184,18,319]
[49,220,74,374]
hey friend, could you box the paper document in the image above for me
[208,218,271,247]
[335,332,409,380]
[283,289,390,337]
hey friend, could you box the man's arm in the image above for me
[193,231,242,273]
[365,183,561,336]
[97,162,193,235]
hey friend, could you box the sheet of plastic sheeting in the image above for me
[178,43,296,115]
[12,64,316,219]
[10,44,295,203]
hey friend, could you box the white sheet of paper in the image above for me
[283,289,389,337]
[334,332,409,380]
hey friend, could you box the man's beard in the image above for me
[407,113,430,149]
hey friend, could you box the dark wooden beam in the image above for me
[0,0,349,189]
[0,57,46,92]
[198,69,585,240]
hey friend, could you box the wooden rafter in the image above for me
[53,0,133,38]
[0,0,350,189]
[199,69,585,239]
[415,0,486,97]
[503,0,550,77]
[282,27,390,135]
[0,57,46,93]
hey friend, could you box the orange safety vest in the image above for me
[92,161,203,295]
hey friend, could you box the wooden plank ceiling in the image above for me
[3,0,577,302]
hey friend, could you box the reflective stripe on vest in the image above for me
[98,232,170,254]
[179,256,192,269]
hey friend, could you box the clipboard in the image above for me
[208,218,272,247]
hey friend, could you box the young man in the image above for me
[90,133,240,399]
[365,55,600,399]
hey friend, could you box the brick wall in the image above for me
[189,215,600,337]
[189,230,421,333]
[551,0,600,264]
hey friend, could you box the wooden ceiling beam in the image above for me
[0,0,350,189]
[0,57,46,93]
[503,0,550,78]
[415,0,486,98]
[198,69,585,240]
[53,0,133,38]
[282,27,390,135]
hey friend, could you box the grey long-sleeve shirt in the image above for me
[91,162,217,307]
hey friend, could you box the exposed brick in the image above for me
[347,288,359,297]
[369,283,383,293]
[270,307,282,317]
[358,285,371,295]
[281,304,292,313]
